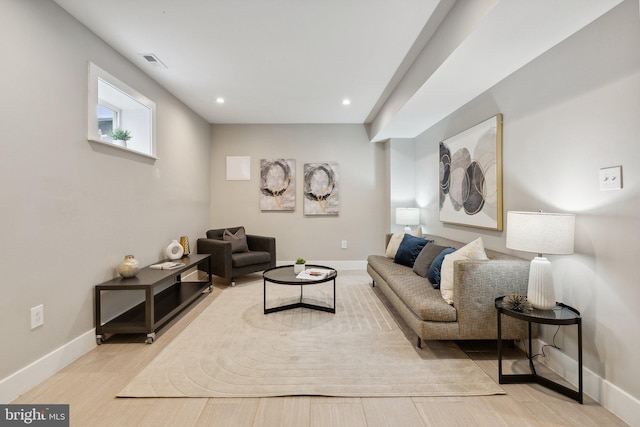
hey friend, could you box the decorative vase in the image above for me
[179,236,190,256]
[118,255,140,278]
[294,263,305,274]
[165,240,184,260]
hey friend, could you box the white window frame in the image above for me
[88,62,157,159]
[97,100,121,141]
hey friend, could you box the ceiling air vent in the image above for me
[139,53,167,69]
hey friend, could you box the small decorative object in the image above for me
[165,239,184,260]
[117,255,140,278]
[502,293,533,312]
[179,236,190,256]
[110,128,132,147]
[294,257,306,273]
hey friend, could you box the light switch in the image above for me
[599,166,622,191]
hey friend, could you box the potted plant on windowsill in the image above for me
[110,128,132,147]
[294,257,306,273]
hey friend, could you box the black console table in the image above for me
[495,296,583,403]
[95,254,211,344]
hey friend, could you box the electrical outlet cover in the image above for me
[31,305,44,329]
[599,166,622,191]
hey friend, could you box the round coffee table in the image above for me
[263,265,337,314]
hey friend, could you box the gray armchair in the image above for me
[197,226,276,286]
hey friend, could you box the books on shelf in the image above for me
[296,268,333,280]
[150,261,184,270]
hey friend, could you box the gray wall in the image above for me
[411,1,640,402]
[0,0,211,381]
[209,124,387,263]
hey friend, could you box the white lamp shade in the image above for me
[506,210,575,310]
[396,208,420,226]
[506,211,575,255]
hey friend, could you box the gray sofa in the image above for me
[367,234,533,347]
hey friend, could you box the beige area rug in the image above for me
[118,273,504,398]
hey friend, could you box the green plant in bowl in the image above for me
[110,128,132,141]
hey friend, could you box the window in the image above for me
[88,62,156,158]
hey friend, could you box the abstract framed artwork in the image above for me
[303,162,339,215]
[259,159,296,211]
[439,114,503,230]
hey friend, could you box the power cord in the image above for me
[521,307,564,360]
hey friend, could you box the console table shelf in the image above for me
[95,254,211,344]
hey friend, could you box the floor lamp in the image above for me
[506,211,575,310]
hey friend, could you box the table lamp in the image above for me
[396,208,420,232]
[506,211,575,310]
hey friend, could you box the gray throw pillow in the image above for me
[223,228,249,253]
[413,244,448,278]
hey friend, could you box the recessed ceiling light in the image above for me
[216,97,225,104]
[342,98,351,105]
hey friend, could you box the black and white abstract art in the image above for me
[303,162,339,215]
[260,159,296,211]
[439,114,502,230]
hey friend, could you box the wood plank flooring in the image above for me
[11,273,628,426]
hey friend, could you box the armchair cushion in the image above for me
[232,251,272,268]
[223,227,249,253]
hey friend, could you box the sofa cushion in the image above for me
[385,273,457,322]
[413,243,448,278]
[440,237,489,304]
[231,250,271,267]
[367,255,416,278]
[385,227,423,258]
[394,234,430,267]
[223,227,249,253]
[427,247,456,288]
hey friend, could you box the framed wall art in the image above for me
[439,114,503,230]
[303,162,339,215]
[226,156,251,180]
[259,159,296,211]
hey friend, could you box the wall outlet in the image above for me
[31,304,44,329]
[341,240,348,249]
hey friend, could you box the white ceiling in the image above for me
[53,0,623,140]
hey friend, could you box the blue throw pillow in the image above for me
[427,247,456,288]
[394,234,430,267]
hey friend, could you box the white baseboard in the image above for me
[277,260,367,270]
[531,339,639,426]
[0,329,96,404]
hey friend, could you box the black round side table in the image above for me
[495,296,583,404]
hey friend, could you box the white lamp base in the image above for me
[527,256,556,310]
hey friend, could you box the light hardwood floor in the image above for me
[12,274,628,426]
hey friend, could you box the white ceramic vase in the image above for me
[294,263,305,274]
[165,240,184,260]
